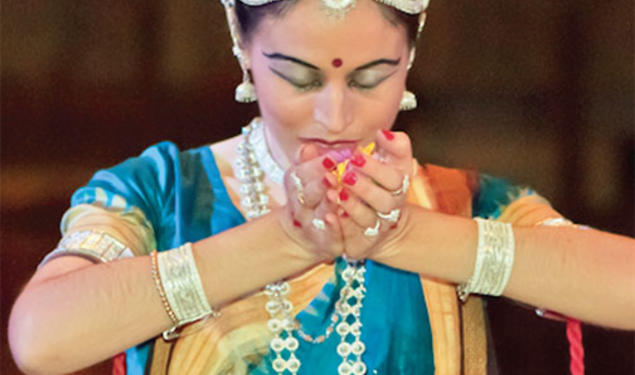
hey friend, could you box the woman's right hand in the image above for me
[279,144,345,263]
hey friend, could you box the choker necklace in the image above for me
[233,118,368,375]
[249,118,285,184]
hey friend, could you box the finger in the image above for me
[329,187,378,231]
[314,197,341,234]
[297,143,320,163]
[340,170,397,214]
[375,129,413,164]
[348,151,404,192]
[294,153,340,190]
[302,178,327,208]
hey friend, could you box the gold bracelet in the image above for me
[150,250,178,327]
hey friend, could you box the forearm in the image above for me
[375,204,635,330]
[9,210,314,375]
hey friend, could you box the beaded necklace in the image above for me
[233,118,368,375]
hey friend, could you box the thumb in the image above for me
[297,143,320,164]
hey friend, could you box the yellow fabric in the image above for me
[410,163,487,375]
[62,203,156,256]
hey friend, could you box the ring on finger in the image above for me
[290,171,306,205]
[390,175,410,196]
[363,219,381,237]
[312,218,326,231]
[377,208,400,223]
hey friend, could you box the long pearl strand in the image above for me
[233,118,368,375]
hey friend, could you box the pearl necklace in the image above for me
[233,118,368,375]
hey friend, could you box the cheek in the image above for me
[357,77,405,132]
[251,64,312,131]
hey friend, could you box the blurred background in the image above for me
[1,0,633,374]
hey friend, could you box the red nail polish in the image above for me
[339,189,349,201]
[322,177,332,188]
[390,223,398,230]
[293,219,302,228]
[341,211,349,218]
[350,153,366,167]
[343,171,357,186]
[322,157,336,170]
[382,129,395,141]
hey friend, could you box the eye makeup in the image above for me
[263,51,401,92]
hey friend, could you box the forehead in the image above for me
[251,0,408,64]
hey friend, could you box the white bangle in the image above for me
[38,230,134,268]
[457,218,515,302]
[157,242,219,340]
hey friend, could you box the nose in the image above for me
[313,82,354,134]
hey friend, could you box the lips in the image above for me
[300,138,358,162]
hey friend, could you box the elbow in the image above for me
[9,296,63,375]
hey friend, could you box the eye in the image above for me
[294,79,323,92]
[348,80,376,90]
[348,71,384,91]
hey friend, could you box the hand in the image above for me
[326,129,414,260]
[279,144,345,263]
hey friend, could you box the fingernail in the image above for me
[341,211,349,218]
[339,188,349,201]
[381,129,394,141]
[390,223,398,230]
[343,171,357,186]
[293,219,302,228]
[322,157,336,170]
[322,177,332,188]
[350,153,366,167]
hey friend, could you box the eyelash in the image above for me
[293,79,375,92]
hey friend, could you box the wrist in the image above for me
[272,207,330,265]
[370,203,417,263]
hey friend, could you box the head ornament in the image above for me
[228,0,429,14]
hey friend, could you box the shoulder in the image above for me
[417,163,545,219]
[71,141,215,215]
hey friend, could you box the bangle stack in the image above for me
[150,243,220,340]
[457,218,515,302]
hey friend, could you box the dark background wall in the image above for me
[1,0,633,374]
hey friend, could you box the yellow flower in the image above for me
[334,142,375,183]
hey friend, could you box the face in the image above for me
[244,0,411,168]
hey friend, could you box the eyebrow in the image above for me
[263,52,319,70]
[263,51,401,71]
[353,58,401,71]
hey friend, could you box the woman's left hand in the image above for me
[326,129,414,260]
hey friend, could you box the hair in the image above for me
[235,0,421,47]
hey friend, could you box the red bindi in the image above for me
[332,58,343,68]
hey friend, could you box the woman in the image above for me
[8,0,634,374]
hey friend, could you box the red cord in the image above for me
[566,318,585,375]
[112,352,126,375]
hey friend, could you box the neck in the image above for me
[262,120,291,173]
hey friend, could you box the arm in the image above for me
[8,208,317,375]
[375,204,635,330]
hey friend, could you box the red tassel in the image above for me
[566,318,585,375]
[112,352,127,375]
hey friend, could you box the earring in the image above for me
[400,90,417,111]
[232,46,257,103]
[223,2,257,103]
[235,73,257,103]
